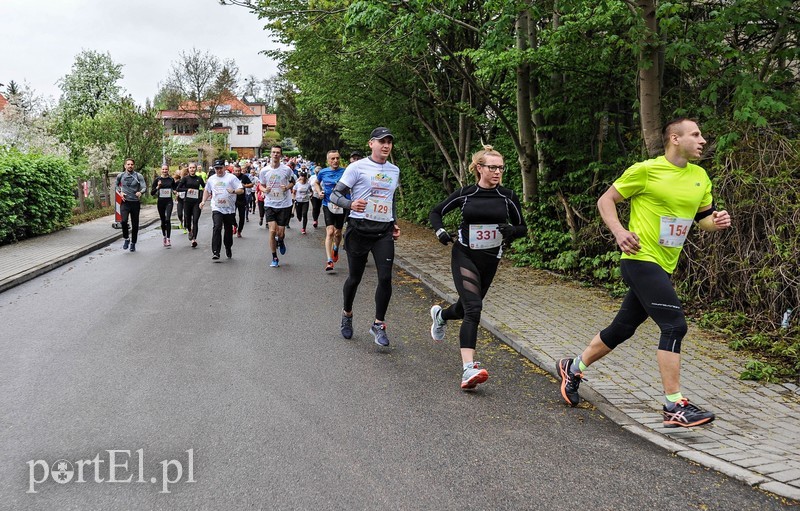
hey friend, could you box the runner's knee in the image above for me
[657,318,687,353]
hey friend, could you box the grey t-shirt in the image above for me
[115,171,147,201]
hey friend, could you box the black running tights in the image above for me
[441,243,500,350]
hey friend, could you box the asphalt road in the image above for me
[0,211,793,510]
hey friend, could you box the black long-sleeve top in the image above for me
[175,175,206,202]
[429,184,527,257]
[151,176,176,199]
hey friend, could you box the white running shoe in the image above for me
[430,305,446,341]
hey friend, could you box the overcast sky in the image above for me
[1,0,283,106]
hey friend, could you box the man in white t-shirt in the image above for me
[329,127,401,347]
[259,144,296,267]
[201,159,244,261]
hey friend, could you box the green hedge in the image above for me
[0,150,76,245]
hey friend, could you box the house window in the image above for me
[237,125,249,135]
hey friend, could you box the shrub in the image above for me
[0,149,76,244]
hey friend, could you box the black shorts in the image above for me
[323,205,346,229]
[265,206,293,226]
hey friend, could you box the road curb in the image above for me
[0,216,160,294]
[393,253,798,502]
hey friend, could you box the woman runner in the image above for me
[175,162,205,248]
[428,145,527,389]
[151,164,176,248]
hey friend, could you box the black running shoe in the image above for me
[663,399,715,428]
[557,358,584,406]
[122,239,130,250]
[226,248,232,259]
[212,253,220,260]
[341,313,353,339]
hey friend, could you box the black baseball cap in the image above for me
[370,127,393,140]
[349,150,363,158]
[213,159,225,168]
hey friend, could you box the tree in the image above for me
[58,50,123,120]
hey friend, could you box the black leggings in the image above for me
[599,259,688,354]
[257,200,265,222]
[157,199,173,238]
[310,196,322,224]
[236,201,247,233]
[295,201,309,229]
[120,200,141,243]
[342,227,394,321]
[176,198,184,225]
[440,243,500,350]
[184,200,201,240]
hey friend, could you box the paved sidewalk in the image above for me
[1,213,798,501]
[0,206,159,293]
[394,220,800,501]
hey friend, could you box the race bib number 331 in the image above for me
[468,224,502,249]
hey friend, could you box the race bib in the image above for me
[186,189,199,199]
[178,191,186,199]
[269,187,284,200]
[158,188,172,198]
[469,224,502,250]
[364,196,392,222]
[659,216,692,247]
[216,196,229,207]
[327,202,343,215]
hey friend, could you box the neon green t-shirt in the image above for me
[613,156,713,273]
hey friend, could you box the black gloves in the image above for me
[497,223,515,240]
[435,228,453,245]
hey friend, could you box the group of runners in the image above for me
[116,118,731,428]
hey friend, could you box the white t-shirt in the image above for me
[339,158,400,222]
[293,182,312,203]
[308,174,321,198]
[206,172,243,214]
[259,164,294,209]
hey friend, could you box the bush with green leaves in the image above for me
[0,149,76,244]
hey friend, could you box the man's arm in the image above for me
[696,205,731,232]
[597,185,640,255]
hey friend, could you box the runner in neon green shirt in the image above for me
[557,118,731,428]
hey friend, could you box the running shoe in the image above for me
[370,322,390,347]
[325,261,334,272]
[233,225,237,235]
[340,313,353,339]
[313,221,318,228]
[278,237,286,255]
[301,228,306,234]
[191,240,197,248]
[166,239,171,248]
[212,253,220,260]
[122,239,130,250]
[557,358,584,406]
[270,258,279,268]
[129,243,136,253]
[663,399,715,428]
[259,219,263,226]
[461,362,489,389]
[430,305,446,341]
[237,233,242,238]
[163,237,167,247]
[226,248,232,259]
[332,245,339,263]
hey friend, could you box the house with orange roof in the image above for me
[158,91,277,159]
[0,93,8,113]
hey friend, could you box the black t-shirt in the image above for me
[236,174,252,205]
